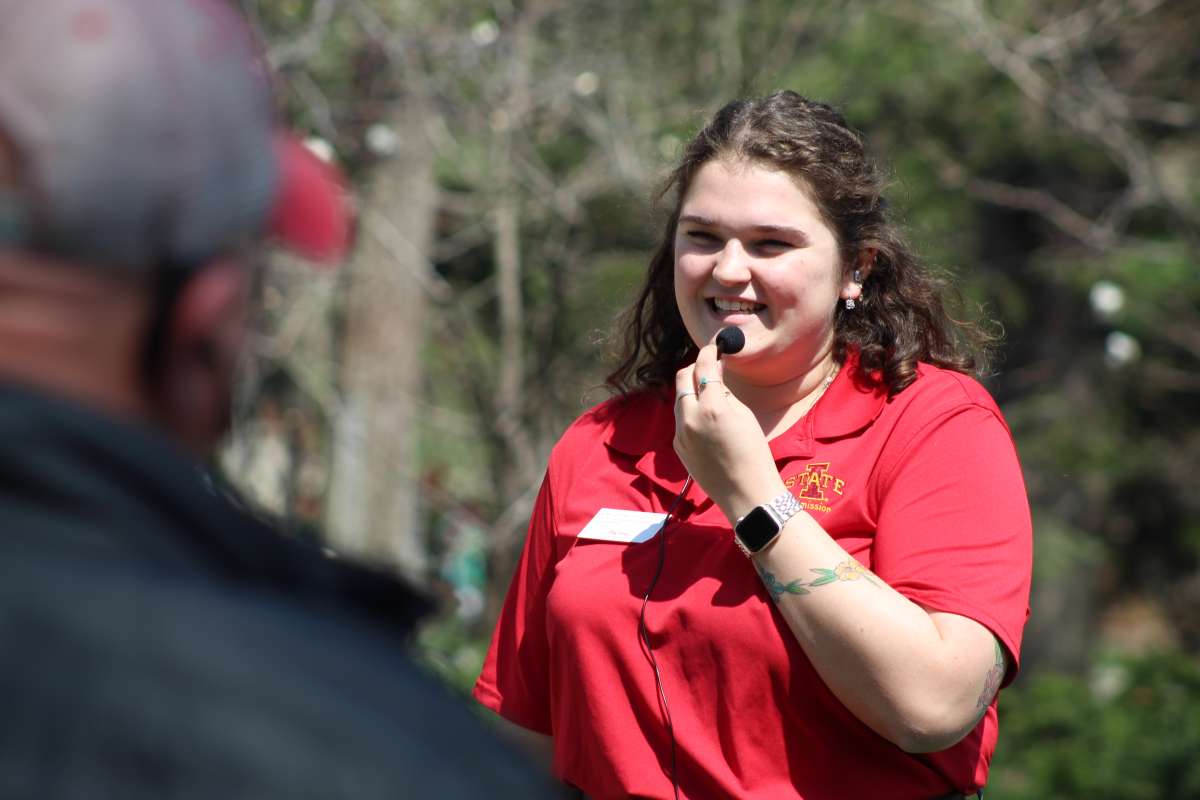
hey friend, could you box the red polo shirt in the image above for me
[475,359,1032,799]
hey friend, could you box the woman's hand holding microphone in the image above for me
[672,328,788,527]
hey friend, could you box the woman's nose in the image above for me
[712,239,752,284]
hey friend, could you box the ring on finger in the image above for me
[698,377,722,389]
[675,391,697,403]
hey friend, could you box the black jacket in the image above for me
[0,384,556,798]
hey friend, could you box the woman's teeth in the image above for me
[710,298,764,313]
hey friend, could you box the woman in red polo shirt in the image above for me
[475,91,1032,800]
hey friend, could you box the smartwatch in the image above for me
[734,491,803,557]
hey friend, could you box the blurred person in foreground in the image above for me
[475,91,1033,799]
[0,0,556,796]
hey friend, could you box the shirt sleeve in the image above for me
[872,404,1032,683]
[473,470,557,734]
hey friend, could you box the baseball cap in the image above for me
[0,0,350,270]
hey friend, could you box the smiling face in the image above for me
[673,158,858,385]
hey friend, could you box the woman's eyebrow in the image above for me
[748,224,809,242]
[678,213,719,227]
[679,215,808,241]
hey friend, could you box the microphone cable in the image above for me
[638,474,692,800]
[639,327,740,799]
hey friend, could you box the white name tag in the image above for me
[576,508,668,544]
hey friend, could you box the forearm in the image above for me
[747,507,1002,752]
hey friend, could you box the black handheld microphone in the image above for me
[715,326,745,357]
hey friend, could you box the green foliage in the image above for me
[1029,511,1105,582]
[415,613,490,697]
[990,652,1200,799]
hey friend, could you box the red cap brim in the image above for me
[267,133,352,264]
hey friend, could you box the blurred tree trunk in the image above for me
[483,13,543,611]
[325,95,436,582]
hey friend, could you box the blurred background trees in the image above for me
[225,0,1199,796]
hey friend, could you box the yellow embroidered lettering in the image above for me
[790,462,848,509]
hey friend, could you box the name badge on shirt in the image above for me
[576,508,668,544]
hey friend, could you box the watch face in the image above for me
[735,505,779,552]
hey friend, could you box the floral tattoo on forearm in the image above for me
[755,559,879,602]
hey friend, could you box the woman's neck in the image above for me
[724,349,839,440]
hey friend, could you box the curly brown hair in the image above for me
[606,90,995,396]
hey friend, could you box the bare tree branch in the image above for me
[359,208,455,302]
[928,0,1197,251]
[266,0,340,70]
[919,140,1120,250]
[285,69,339,141]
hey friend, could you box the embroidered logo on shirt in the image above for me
[783,462,845,513]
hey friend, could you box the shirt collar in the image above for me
[771,350,889,458]
[603,387,674,455]
[603,350,888,467]
[602,389,688,494]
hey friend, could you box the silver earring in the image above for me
[845,268,863,310]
